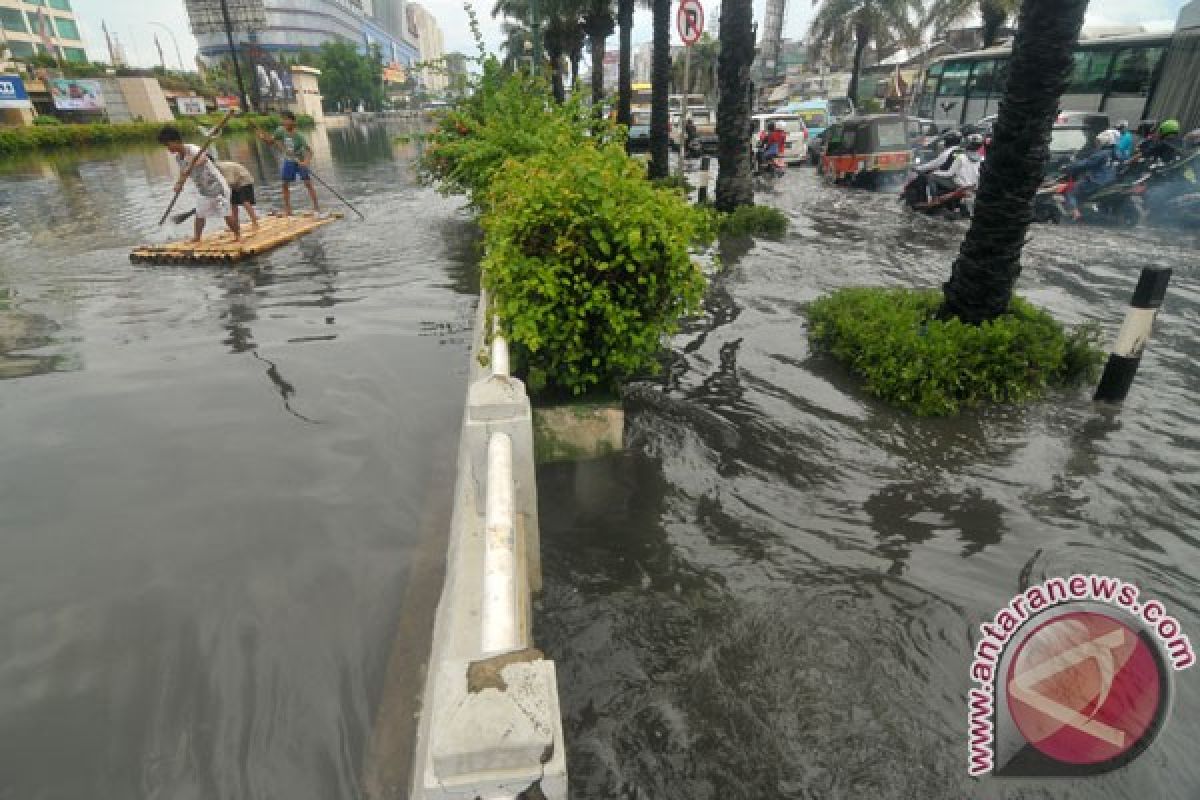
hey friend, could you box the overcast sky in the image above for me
[70,0,1189,71]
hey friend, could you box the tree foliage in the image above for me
[809,0,919,103]
[317,41,384,111]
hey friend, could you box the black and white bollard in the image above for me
[1094,266,1172,404]
[697,156,711,205]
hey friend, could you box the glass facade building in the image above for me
[0,0,88,63]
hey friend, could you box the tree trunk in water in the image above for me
[980,1,1007,48]
[715,0,754,211]
[590,29,606,105]
[649,0,671,178]
[941,0,1088,324]
[848,23,868,104]
[617,0,633,126]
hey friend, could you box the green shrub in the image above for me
[481,144,712,395]
[807,287,1105,416]
[32,115,62,126]
[718,205,788,239]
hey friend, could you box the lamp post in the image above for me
[218,0,251,112]
[148,22,185,71]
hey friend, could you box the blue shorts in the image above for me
[281,160,310,183]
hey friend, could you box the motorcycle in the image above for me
[901,171,974,218]
[1033,157,1187,226]
[752,144,787,184]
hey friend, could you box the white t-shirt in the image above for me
[176,143,229,199]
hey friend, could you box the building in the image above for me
[0,0,88,64]
[288,64,324,122]
[187,0,419,69]
[406,3,445,94]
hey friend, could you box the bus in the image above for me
[632,83,652,112]
[913,32,1173,129]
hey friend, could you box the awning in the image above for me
[767,84,790,104]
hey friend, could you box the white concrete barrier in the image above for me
[410,291,567,800]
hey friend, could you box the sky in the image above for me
[69,0,1190,71]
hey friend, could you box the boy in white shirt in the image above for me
[157,126,239,243]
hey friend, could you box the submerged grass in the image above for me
[807,287,1105,416]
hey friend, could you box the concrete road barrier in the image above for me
[410,292,567,799]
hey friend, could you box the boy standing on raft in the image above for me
[158,126,239,243]
[217,160,259,231]
[258,111,319,216]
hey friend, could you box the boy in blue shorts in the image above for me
[259,111,319,216]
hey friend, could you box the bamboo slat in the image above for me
[130,212,343,265]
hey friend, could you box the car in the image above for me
[628,110,651,151]
[750,113,809,164]
[820,114,912,189]
[776,98,857,165]
[906,116,940,165]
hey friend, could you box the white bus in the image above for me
[913,32,1173,129]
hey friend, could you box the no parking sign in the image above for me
[677,0,704,46]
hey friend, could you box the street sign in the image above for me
[677,0,704,46]
[0,75,32,110]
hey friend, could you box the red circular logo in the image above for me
[1006,611,1163,766]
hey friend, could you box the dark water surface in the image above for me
[536,171,1200,799]
[0,124,474,798]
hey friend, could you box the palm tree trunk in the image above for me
[715,0,754,211]
[590,28,606,104]
[980,0,1007,48]
[549,47,566,102]
[848,21,868,104]
[649,0,671,178]
[617,0,633,126]
[941,0,1088,324]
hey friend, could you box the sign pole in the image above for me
[677,44,690,177]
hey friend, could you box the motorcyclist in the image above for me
[1063,129,1118,221]
[1140,119,1184,164]
[684,117,700,157]
[758,121,787,168]
[931,133,984,193]
[917,130,963,174]
[1114,120,1135,161]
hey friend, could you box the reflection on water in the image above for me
[0,123,472,799]
[537,170,1200,799]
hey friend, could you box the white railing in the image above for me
[408,292,567,800]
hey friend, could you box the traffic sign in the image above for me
[677,0,704,46]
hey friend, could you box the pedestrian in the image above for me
[257,110,318,216]
[157,126,239,243]
[217,160,260,231]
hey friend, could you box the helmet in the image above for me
[1096,130,1118,147]
[1117,119,1129,130]
[1159,119,1180,136]
[942,130,963,147]
[965,133,984,149]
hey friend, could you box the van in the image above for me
[777,98,856,164]
[750,114,809,164]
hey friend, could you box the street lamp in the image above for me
[148,21,184,71]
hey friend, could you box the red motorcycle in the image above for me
[901,172,974,218]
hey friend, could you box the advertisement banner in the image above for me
[176,96,207,115]
[215,95,240,110]
[0,75,32,110]
[243,44,294,108]
[49,79,105,111]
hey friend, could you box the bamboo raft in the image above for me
[130,211,343,265]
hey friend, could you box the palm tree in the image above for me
[809,0,917,105]
[583,0,614,104]
[671,33,719,97]
[648,0,671,178]
[941,0,1088,323]
[500,21,534,71]
[714,0,754,210]
[494,0,582,100]
[926,0,1020,48]
[616,0,633,125]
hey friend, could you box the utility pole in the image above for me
[219,0,251,111]
[154,33,166,70]
[102,20,117,65]
[530,0,541,72]
[149,22,185,71]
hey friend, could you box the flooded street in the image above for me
[536,170,1200,799]
[0,125,474,798]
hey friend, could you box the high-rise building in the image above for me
[186,0,419,68]
[405,3,445,94]
[0,0,88,64]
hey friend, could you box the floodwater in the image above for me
[536,170,1200,799]
[0,122,476,799]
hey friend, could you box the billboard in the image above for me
[0,75,32,110]
[176,96,207,115]
[183,0,266,36]
[49,79,105,111]
[244,44,294,108]
[215,95,240,110]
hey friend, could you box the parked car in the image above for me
[749,113,809,164]
[821,114,912,189]
[685,107,718,153]
[628,110,651,151]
